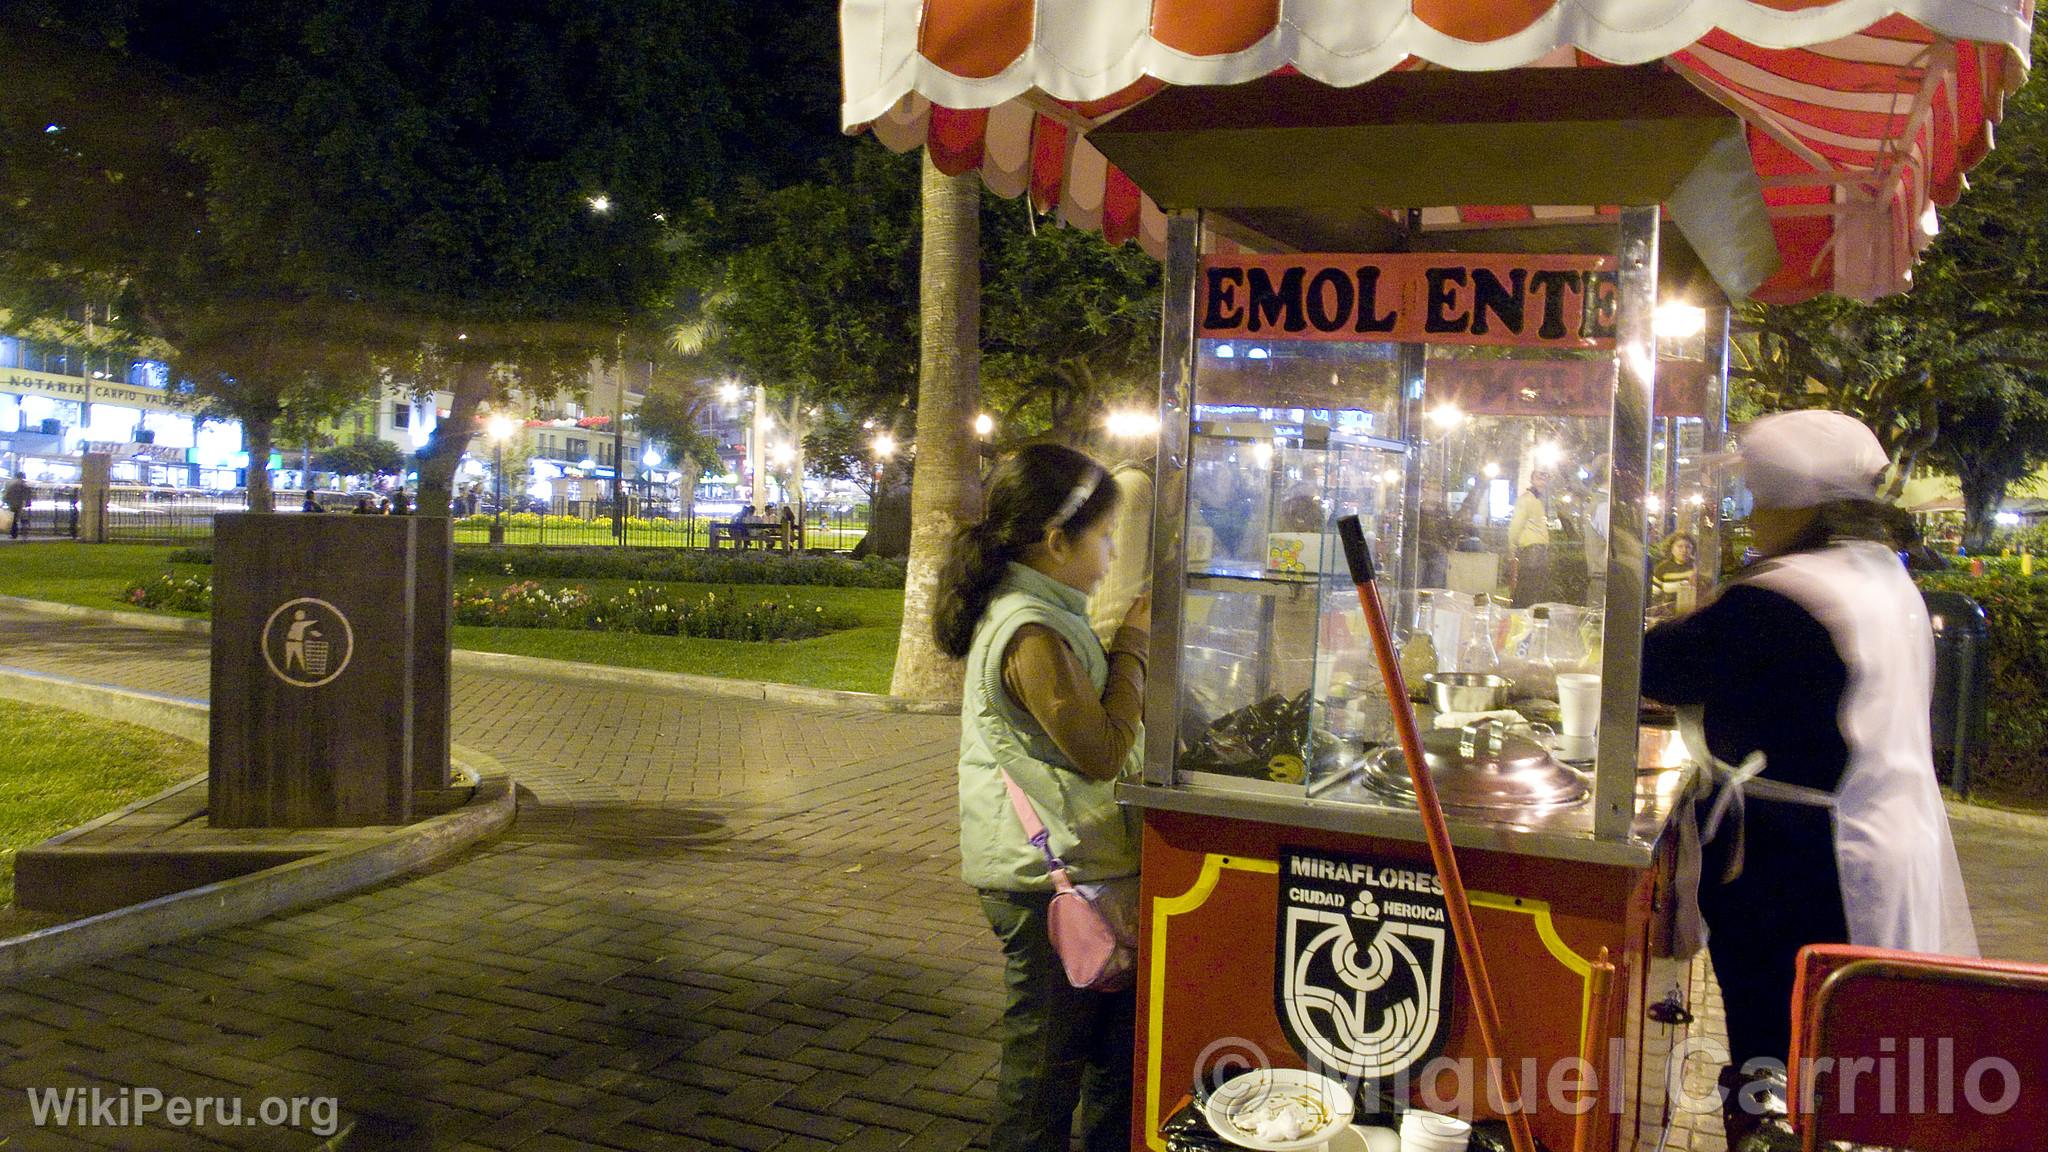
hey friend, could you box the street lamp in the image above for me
[487,414,517,544]
[870,433,897,539]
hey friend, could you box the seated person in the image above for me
[1648,532,1699,621]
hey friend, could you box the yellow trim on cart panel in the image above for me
[1146,854,1278,1151]
[1143,867,1599,1150]
[1468,890,1597,1050]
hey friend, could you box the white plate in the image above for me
[1201,1069,1356,1152]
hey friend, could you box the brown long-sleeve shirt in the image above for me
[1000,622,1148,781]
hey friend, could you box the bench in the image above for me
[709,522,790,551]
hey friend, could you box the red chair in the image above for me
[1787,944,2048,1152]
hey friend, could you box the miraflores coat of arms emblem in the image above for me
[261,597,355,689]
[1275,846,1455,1085]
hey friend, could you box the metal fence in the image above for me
[76,487,873,552]
[104,487,247,544]
[450,508,870,552]
[7,484,80,539]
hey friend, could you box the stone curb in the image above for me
[0,666,516,983]
[1944,796,2048,835]
[0,594,960,716]
[0,662,210,744]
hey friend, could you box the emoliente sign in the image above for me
[1200,253,1618,349]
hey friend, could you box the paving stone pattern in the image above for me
[2,603,2043,1151]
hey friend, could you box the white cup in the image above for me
[1555,672,1601,740]
[1399,1109,1471,1152]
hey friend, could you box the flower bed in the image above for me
[452,581,859,641]
[456,546,905,588]
[118,575,213,613]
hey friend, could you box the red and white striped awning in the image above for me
[841,1,2033,302]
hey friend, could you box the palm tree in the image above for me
[890,152,984,701]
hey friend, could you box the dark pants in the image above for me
[980,890,1135,1152]
[1512,544,1550,607]
[6,506,23,538]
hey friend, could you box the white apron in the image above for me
[1737,541,1978,957]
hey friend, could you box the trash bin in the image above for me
[1922,590,1989,797]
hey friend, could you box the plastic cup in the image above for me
[1399,1109,1471,1152]
[1555,672,1601,739]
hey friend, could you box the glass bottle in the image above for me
[1456,592,1500,674]
[1520,605,1558,698]
[1398,591,1441,691]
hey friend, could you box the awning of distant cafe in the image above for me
[841,1,2032,303]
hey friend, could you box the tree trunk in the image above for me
[890,152,984,701]
[417,361,489,517]
[1961,475,2007,553]
[243,411,277,513]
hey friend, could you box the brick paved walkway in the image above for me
[1,603,2043,1151]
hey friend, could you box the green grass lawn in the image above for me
[0,699,203,908]
[0,542,903,694]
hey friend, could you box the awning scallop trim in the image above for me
[841,1,2033,302]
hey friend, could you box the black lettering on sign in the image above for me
[1469,267,1526,337]
[1304,267,1354,333]
[1354,267,1399,334]
[1204,267,1246,331]
[1423,268,1469,334]
[1247,266,1307,333]
[1582,271,1620,341]
[1528,270,1583,341]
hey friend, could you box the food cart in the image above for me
[838,4,2031,1150]
[1122,235,1713,1152]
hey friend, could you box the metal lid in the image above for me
[1366,720,1590,813]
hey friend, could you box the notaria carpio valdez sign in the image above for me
[1199,253,1618,349]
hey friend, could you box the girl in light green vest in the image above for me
[937,444,1150,1152]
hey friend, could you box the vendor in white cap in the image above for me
[1641,409,1977,1141]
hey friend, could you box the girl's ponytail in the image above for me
[935,520,1007,659]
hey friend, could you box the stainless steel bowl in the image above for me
[1423,672,1515,714]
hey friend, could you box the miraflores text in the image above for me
[25,1087,340,1137]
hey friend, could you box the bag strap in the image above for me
[998,770,1077,894]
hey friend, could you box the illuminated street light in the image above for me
[1535,440,1563,468]
[588,194,612,214]
[487,415,518,543]
[642,446,661,469]
[1654,303,1706,339]
[719,381,743,403]
[771,443,796,466]
[1427,403,1465,430]
[1482,461,1501,479]
[871,433,897,459]
[1105,410,1160,439]
[973,413,994,437]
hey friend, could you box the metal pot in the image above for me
[1423,672,1514,714]
[1366,718,1590,813]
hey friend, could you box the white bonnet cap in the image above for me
[1739,410,1889,510]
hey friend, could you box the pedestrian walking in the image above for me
[392,489,413,516]
[1642,410,1976,1147]
[937,443,1146,1152]
[1507,469,1551,606]
[3,471,30,539]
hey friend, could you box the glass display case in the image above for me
[1138,235,1725,861]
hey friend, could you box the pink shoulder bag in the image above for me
[999,770,1140,991]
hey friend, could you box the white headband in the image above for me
[1046,473,1101,532]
